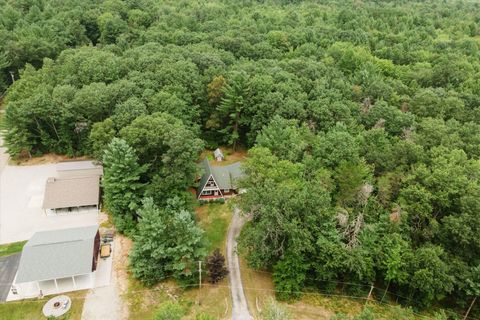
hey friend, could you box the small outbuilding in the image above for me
[213,148,224,162]
[197,159,243,200]
[42,176,100,215]
[56,160,103,179]
[10,225,100,300]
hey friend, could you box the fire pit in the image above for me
[42,295,71,318]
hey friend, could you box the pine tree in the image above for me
[130,197,206,285]
[102,138,147,234]
[217,71,250,150]
[206,249,228,284]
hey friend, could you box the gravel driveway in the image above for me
[0,253,20,301]
[82,236,129,320]
[227,207,252,320]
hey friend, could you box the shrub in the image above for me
[155,302,185,320]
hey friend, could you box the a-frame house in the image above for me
[197,158,243,200]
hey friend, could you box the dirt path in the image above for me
[82,235,130,320]
[227,207,252,320]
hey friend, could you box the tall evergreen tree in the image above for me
[130,197,206,285]
[102,138,147,234]
[217,71,250,150]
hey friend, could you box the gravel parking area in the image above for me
[0,137,98,244]
[0,253,20,301]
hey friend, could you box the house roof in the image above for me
[214,148,224,158]
[197,159,243,194]
[211,162,242,189]
[15,225,99,283]
[42,176,100,210]
[56,160,103,175]
[197,158,213,195]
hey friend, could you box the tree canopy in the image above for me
[2,0,480,315]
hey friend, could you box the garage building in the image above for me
[9,225,100,300]
[42,176,100,215]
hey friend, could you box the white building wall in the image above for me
[7,273,95,301]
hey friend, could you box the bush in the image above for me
[261,297,291,320]
[155,302,185,320]
[206,249,228,283]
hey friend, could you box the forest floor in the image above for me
[9,153,89,166]
[201,147,248,166]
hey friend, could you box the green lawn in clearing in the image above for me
[0,291,86,320]
[195,202,232,253]
[0,241,26,257]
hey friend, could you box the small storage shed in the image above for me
[213,148,224,162]
[56,161,103,179]
[10,225,100,300]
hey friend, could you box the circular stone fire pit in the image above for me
[42,295,71,318]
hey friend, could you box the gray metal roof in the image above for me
[15,225,98,283]
[56,160,103,175]
[214,148,224,159]
[42,176,100,210]
[197,158,212,195]
[211,162,243,189]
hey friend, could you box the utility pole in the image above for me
[463,296,477,320]
[198,260,202,288]
[197,260,202,306]
[364,285,374,309]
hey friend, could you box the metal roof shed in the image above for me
[56,160,103,179]
[213,148,224,161]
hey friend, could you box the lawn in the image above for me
[0,241,26,257]
[126,202,233,320]
[195,202,232,254]
[0,290,87,320]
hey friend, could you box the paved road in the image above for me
[0,254,20,301]
[227,207,252,320]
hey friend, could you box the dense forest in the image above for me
[2,0,480,317]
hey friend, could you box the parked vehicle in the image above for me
[100,243,111,259]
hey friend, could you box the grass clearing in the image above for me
[195,202,232,254]
[239,256,436,319]
[0,290,87,320]
[0,241,26,257]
